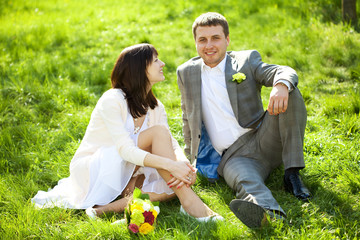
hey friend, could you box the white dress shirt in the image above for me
[201,56,251,155]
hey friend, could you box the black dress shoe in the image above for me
[229,200,286,228]
[229,199,267,228]
[284,173,312,201]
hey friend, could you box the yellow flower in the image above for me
[130,200,144,212]
[232,72,246,84]
[130,209,145,226]
[139,222,154,234]
[151,209,158,218]
[153,206,160,215]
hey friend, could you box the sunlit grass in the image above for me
[1,0,360,239]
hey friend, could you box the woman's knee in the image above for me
[138,125,171,150]
[149,125,171,139]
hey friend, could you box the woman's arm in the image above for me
[143,153,194,185]
[97,90,148,166]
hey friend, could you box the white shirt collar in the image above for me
[201,55,227,73]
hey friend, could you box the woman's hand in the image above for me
[166,162,196,189]
[166,161,194,186]
[167,171,196,189]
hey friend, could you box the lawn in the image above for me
[1,0,360,239]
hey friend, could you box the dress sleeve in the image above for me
[97,91,148,166]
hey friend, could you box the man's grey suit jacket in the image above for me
[177,50,298,164]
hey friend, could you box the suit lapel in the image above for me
[225,55,239,119]
[191,60,202,128]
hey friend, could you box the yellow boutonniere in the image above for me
[232,72,246,84]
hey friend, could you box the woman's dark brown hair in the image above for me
[111,43,158,118]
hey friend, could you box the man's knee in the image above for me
[288,88,306,112]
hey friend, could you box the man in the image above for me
[177,12,311,228]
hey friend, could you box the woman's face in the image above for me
[146,55,165,86]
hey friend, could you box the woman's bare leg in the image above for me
[138,125,215,218]
[146,192,176,202]
[89,125,216,218]
[91,196,132,215]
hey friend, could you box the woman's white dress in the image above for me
[31,89,183,209]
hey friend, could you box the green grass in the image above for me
[1,0,360,239]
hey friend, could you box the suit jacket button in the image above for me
[198,135,201,138]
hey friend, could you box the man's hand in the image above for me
[267,83,289,115]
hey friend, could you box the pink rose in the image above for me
[129,223,139,233]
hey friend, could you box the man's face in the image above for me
[195,25,229,68]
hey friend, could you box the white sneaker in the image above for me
[85,207,97,220]
[180,205,224,222]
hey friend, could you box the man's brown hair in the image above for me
[192,12,229,39]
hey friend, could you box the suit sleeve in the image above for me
[176,67,191,159]
[248,50,298,88]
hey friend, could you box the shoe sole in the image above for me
[229,199,267,228]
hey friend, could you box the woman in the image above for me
[32,43,223,222]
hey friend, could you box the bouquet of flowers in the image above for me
[125,188,160,235]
